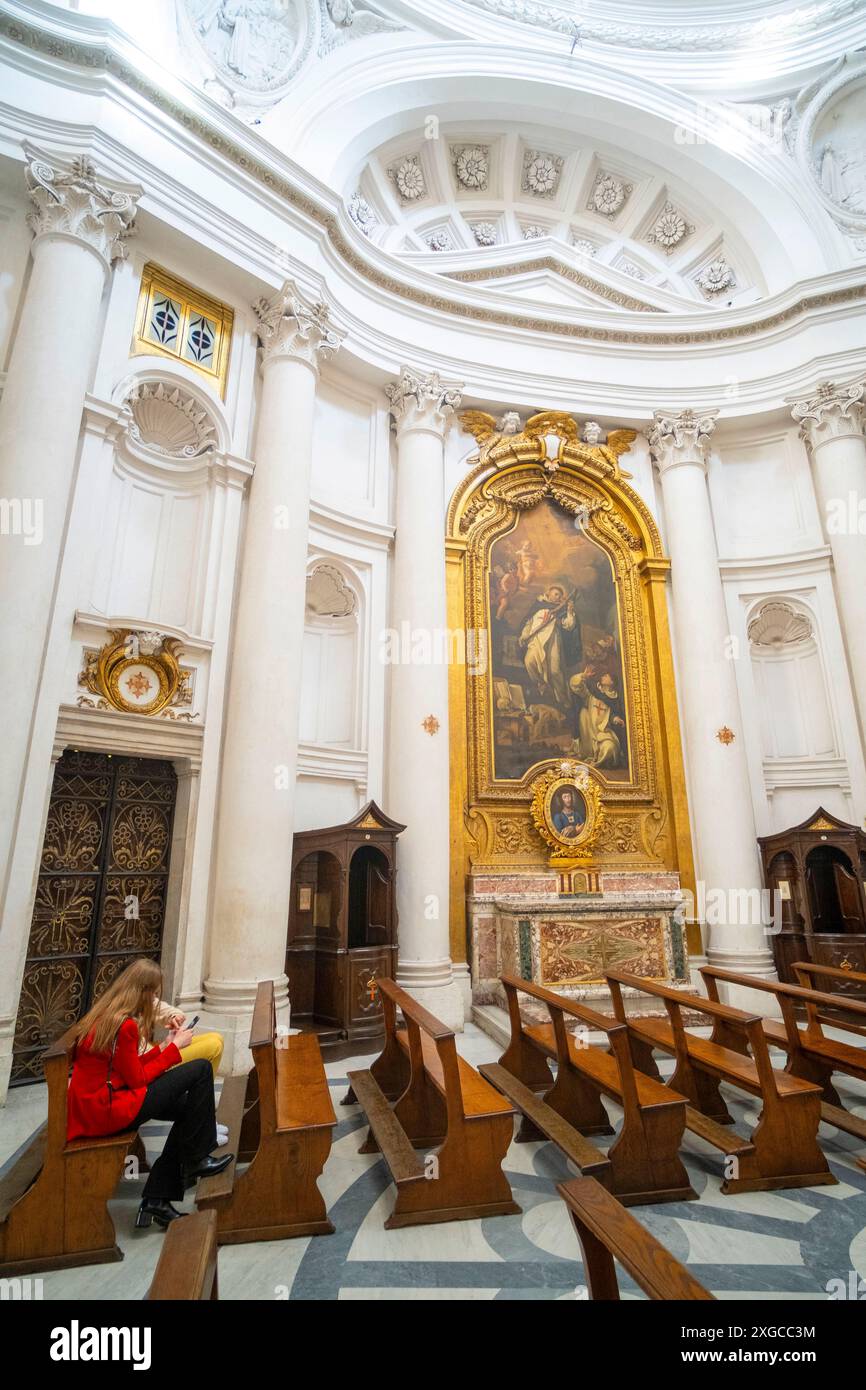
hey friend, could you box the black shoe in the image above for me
[183,1152,234,1185]
[136,1199,183,1230]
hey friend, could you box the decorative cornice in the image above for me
[444,255,659,312]
[252,279,344,371]
[23,143,139,271]
[455,0,861,52]
[386,367,463,439]
[790,377,866,449]
[3,12,866,353]
[648,408,719,475]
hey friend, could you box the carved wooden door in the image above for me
[11,751,177,1085]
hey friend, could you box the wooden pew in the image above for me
[557,1177,714,1301]
[347,978,520,1228]
[479,974,695,1206]
[792,960,866,1037]
[700,964,866,1149]
[146,1209,219,1300]
[606,968,835,1194]
[0,1027,135,1276]
[196,980,336,1243]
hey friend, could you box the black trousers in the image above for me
[132,1058,217,1202]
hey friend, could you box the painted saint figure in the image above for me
[519,582,580,710]
[570,666,626,768]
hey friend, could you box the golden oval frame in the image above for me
[530,761,604,860]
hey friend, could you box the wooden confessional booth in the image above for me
[285,802,405,1053]
[759,807,866,1001]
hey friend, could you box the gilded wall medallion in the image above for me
[78,629,194,718]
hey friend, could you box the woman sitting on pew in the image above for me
[149,1000,229,1148]
[67,957,234,1231]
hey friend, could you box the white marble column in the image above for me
[791,378,866,744]
[649,410,775,991]
[386,368,465,1029]
[0,149,138,905]
[204,282,343,1068]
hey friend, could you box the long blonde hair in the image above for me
[72,957,163,1055]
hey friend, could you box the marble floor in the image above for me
[2,1023,865,1301]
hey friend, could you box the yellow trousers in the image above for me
[175,1031,224,1076]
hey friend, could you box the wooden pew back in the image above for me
[792,960,866,1038]
[700,965,866,1050]
[378,976,510,1123]
[196,979,336,1243]
[557,1177,713,1301]
[500,973,642,1117]
[147,1210,219,1300]
[605,968,781,1101]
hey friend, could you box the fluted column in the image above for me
[386,368,465,1029]
[204,282,343,1065]
[791,378,866,744]
[0,148,139,900]
[649,410,774,988]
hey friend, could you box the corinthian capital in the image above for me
[24,146,140,271]
[648,407,719,476]
[252,279,344,372]
[386,367,464,439]
[790,378,866,450]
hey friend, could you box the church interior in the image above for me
[2,0,866,1328]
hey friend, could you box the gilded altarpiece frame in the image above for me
[445,414,698,970]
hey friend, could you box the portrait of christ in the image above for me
[550,785,587,841]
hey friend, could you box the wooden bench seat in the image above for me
[0,1029,136,1277]
[480,974,695,1206]
[395,1026,514,1119]
[348,978,520,1228]
[629,1016,819,1097]
[146,1209,219,1301]
[607,968,835,1194]
[557,1177,714,1301]
[196,982,336,1243]
[524,1021,689,1109]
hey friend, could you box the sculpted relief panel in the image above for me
[813,79,866,215]
[179,0,311,103]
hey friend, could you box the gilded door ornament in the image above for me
[78,628,194,718]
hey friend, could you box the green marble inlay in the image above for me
[670,913,687,980]
[518,919,532,980]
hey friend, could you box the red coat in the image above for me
[67,1018,181,1141]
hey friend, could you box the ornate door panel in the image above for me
[11,751,176,1085]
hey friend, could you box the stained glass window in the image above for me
[133,264,233,397]
[146,293,181,349]
[183,312,217,368]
